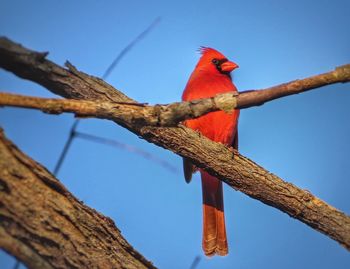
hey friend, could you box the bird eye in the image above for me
[212,58,219,65]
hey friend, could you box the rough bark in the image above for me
[0,129,156,269]
[139,126,350,251]
[0,37,133,103]
[0,37,350,254]
[0,92,238,127]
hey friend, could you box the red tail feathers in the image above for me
[201,170,228,256]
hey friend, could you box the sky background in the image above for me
[1,0,350,268]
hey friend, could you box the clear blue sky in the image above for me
[1,0,350,268]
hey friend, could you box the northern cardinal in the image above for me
[182,47,239,256]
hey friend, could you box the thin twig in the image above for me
[102,17,161,80]
[12,259,20,269]
[53,120,79,175]
[52,17,161,175]
[189,256,201,269]
[74,131,179,174]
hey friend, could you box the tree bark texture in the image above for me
[0,91,239,127]
[1,37,349,253]
[0,129,156,269]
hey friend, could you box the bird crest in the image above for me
[197,46,226,60]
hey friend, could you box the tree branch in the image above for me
[237,64,350,108]
[1,37,350,253]
[0,36,349,115]
[1,55,349,127]
[0,128,156,269]
[0,91,238,127]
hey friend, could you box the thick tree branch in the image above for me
[1,37,350,253]
[0,128,156,269]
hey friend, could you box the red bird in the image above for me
[182,47,239,256]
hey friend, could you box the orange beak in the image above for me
[221,61,239,72]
